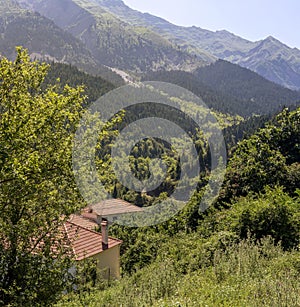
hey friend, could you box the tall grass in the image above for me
[57,237,300,307]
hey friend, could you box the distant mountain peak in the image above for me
[265,35,275,40]
[256,35,291,51]
[263,35,282,44]
[216,29,230,34]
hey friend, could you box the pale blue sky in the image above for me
[123,0,300,48]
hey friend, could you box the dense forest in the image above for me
[0,49,299,306]
[143,61,300,117]
[44,62,116,103]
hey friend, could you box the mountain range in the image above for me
[18,0,207,72]
[4,0,300,91]
[0,0,127,84]
[91,0,300,91]
[0,0,300,117]
[143,60,300,117]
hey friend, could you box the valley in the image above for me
[0,1,299,306]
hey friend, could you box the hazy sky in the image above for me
[123,0,300,48]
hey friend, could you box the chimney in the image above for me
[101,220,108,250]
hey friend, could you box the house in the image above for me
[65,215,122,279]
[64,199,142,280]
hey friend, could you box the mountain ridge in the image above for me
[92,0,300,90]
[0,0,125,85]
[19,0,209,72]
[11,0,300,117]
[143,61,300,117]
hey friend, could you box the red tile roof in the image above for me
[11,215,120,261]
[68,214,99,230]
[64,221,122,261]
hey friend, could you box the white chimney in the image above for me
[101,220,108,250]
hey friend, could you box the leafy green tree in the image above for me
[0,48,85,306]
[219,106,300,204]
[220,137,287,203]
[217,187,300,250]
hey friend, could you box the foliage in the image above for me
[97,104,300,277]
[223,113,271,150]
[56,73,300,306]
[216,187,300,249]
[221,137,287,201]
[0,48,85,305]
[0,31,299,307]
[220,106,300,203]
[57,237,300,307]
[109,187,300,277]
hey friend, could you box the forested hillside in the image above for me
[25,57,300,214]
[58,106,300,306]
[44,63,117,103]
[143,65,300,117]
[0,44,299,306]
[194,60,300,116]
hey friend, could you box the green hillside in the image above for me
[143,64,300,117]
[40,61,300,306]
[57,106,300,306]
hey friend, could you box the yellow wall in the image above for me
[93,245,121,280]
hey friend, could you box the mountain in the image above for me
[0,0,97,66]
[143,61,300,117]
[17,0,300,90]
[93,0,300,90]
[142,70,244,116]
[19,0,208,73]
[235,36,300,90]
[193,60,300,116]
[5,0,300,118]
[0,0,125,85]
